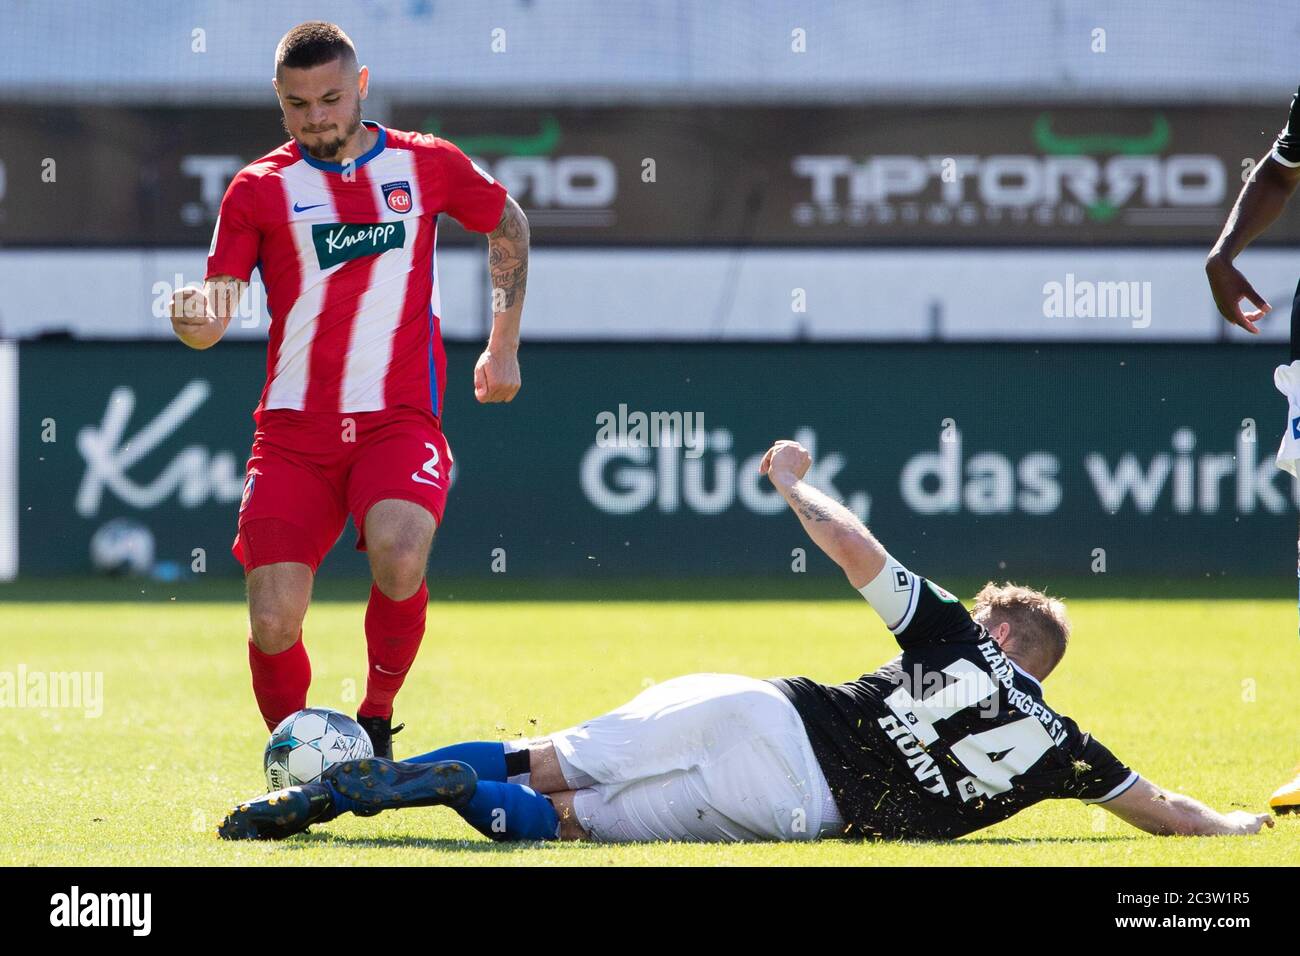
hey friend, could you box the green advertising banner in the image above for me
[14,341,1300,580]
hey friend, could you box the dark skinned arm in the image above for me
[1206,154,1300,333]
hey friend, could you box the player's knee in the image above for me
[367,519,432,559]
[369,539,429,598]
[371,556,426,601]
[364,500,435,552]
[248,605,304,654]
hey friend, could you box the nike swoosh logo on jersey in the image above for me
[293,201,328,212]
[411,472,444,489]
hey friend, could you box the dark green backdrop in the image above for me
[16,341,1299,580]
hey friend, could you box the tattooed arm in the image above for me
[759,439,886,588]
[474,195,530,403]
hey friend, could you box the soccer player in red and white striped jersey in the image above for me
[169,21,530,756]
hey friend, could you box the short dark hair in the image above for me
[275,21,357,75]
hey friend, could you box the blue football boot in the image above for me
[217,782,338,840]
[326,757,477,812]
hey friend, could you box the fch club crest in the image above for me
[382,180,412,214]
[239,473,256,513]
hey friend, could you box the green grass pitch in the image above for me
[3,579,1299,866]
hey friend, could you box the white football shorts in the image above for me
[547,673,844,843]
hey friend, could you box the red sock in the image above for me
[358,579,428,720]
[248,631,311,732]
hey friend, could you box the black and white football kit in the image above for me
[772,558,1139,839]
[540,557,1136,843]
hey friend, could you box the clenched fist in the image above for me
[170,286,220,349]
[473,347,521,403]
[759,439,812,489]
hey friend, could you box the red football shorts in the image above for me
[231,405,453,573]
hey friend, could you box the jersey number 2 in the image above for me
[411,442,444,488]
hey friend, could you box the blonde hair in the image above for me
[971,582,1071,674]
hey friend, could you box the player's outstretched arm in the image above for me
[1206,154,1300,333]
[474,196,529,403]
[170,276,246,350]
[761,439,885,589]
[1101,777,1274,837]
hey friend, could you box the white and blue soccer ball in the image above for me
[264,707,373,791]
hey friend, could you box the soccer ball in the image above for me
[264,707,373,790]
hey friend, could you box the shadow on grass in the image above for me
[277,831,551,854]
[952,835,1141,845]
[262,831,1139,853]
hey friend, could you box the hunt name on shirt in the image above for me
[771,571,1138,839]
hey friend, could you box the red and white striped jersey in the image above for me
[206,121,508,421]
